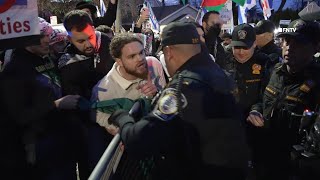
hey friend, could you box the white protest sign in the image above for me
[0,0,39,40]
[220,0,234,30]
[50,16,58,25]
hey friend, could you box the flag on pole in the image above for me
[201,0,227,12]
[238,0,256,24]
[261,0,271,20]
[100,0,107,17]
[201,0,245,12]
[232,0,245,6]
[147,2,160,32]
[96,6,101,17]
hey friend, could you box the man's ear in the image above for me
[115,58,122,66]
[252,40,257,49]
[202,21,207,30]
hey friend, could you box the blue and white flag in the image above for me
[147,2,160,32]
[238,0,256,24]
[100,0,107,17]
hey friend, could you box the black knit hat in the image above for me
[75,1,97,15]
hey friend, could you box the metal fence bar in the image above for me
[88,134,122,180]
[88,101,141,180]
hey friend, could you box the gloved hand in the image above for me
[205,24,221,44]
[108,109,129,127]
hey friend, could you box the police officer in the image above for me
[228,24,270,115]
[108,22,248,180]
[254,20,282,73]
[228,24,271,179]
[247,19,320,180]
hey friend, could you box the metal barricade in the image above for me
[89,101,143,180]
[88,134,123,180]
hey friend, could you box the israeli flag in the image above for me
[100,0,107,17]
[238,0,256,24]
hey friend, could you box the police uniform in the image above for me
[261,62,320,179]
[230,52,270,115]
[109,22,248,180]
[228,24,272,180]
[254,20,282,74]
[261,20,320,180]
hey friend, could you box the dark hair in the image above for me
[110,33,144,59]
[75,1,97,15]
[63,10,93,32]
[202,11,220,24]
[221,32,232,39]
[96,25,113,34]
[190,22,204,32]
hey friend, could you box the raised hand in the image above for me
[136,73,157,98]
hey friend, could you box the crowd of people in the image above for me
[1,1,320,180]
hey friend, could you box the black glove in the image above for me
[205,24,221,45]
[108,109,129,127]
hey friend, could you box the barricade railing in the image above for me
[88,102,142,180]
[88,134,122,180]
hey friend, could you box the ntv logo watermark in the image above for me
[277,28,297,33]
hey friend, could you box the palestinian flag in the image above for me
[201,0,246,12]
[201,0,227,11]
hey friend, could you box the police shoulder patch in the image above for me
[152,88,187,121]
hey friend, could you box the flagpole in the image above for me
[115,0,122,33]
[195,7,202,22]
[195,0,204,22]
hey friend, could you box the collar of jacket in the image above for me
[260,40,281,55]
[279,60,320,82]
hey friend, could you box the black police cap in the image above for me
[231,24,256,48]
[254,20,276,35]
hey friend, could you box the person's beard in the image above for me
[123,62,148,79]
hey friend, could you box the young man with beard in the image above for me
[202,11,229,69]
[91,33,166,135]
[58,10,115,178]
[59,10,114,100]
[108,22,248,180]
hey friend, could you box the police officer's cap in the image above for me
[160,22,200,48]
[277,19,320,44]
[231,24,256,48]
[254,20,276,35]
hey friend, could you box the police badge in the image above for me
[152,88,187,121]
[252,64,261,75]
[238,30,247,40]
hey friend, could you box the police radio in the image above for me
[293,109,320,158]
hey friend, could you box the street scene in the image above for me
[1,0,320,179]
